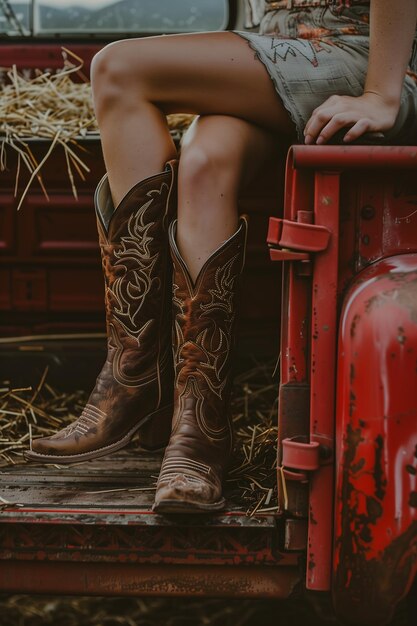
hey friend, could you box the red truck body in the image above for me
[268,146,417,624]
[1,42,417,626]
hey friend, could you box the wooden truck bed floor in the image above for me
[0,450,270,524]
[0,451,302,598]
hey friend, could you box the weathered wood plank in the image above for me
[0,450,272,527]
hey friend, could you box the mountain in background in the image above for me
[38,0,223,32]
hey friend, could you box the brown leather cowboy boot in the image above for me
[25,160,178,464]
[153,217,247,513]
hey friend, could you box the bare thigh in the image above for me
[94,31,295,136]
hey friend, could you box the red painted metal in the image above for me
[273,151,340,591]
[273,145,417,606]
[0,562,300,597]
[270,248,309,262]
[307,170,340,591]
[0,44,99,74]
[0,518,295,567]
[279,164,312,387]
[292,145,417,170]
[267,217,331,252]
[333,254,417,625]
[275,161,313,526]
[2,39,417,610]
[282,438,320,471]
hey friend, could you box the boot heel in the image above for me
[138,405,173,451]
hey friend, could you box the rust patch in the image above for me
[350,314,360,338]
[364,275,417,325]
[409,492,417,508]
[351,458,365,474]
[334,423,417,625]
[374,435,387,501]
[309,506,318,526]
[349,390,356,417]
[321,196,333,206]
[334,520,417,625]
[308,554,316,570]
[397,326,407,345]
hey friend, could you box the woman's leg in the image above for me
[177,114,280,280]
[91,31,294,280]
[91,31,294,206]
[88,32,289,510]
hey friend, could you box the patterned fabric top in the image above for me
[243,0,370,38]
[242,0,417,78]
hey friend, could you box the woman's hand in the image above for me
[303,92,400,145]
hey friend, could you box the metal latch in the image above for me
[282,436,320,471]
[279,436,320,489]
[267,216,331,262]
[278,437,321,510]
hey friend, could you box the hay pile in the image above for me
[0,48,195,209]
[0,362,278,515]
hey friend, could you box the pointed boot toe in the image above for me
[153,472,225,513]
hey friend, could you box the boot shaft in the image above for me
[95,161,178,387]
[153,218,248,513]
[169,218,247,435]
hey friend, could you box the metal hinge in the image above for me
[278,436,321,510]
[267,214,331,262]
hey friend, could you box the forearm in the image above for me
[364,0,417,107]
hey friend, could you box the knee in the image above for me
[179,142,237,195]
[90,41,147,118]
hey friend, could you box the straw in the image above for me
[0,48,196,209]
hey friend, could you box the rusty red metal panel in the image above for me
[273,155,340,592]
[0,561,301,597]
[0,44,99,74]
[0,520,292,567]
[307,171,340,591]
[279,166,312,387]
[273,145,417,601]
[333,254,417,625]
[275,160,313,524]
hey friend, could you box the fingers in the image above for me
[342,118,372,142]
[304,96,374,145]
[311,114,373,144]
[305,110,355,144]
[304,106,334,144]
